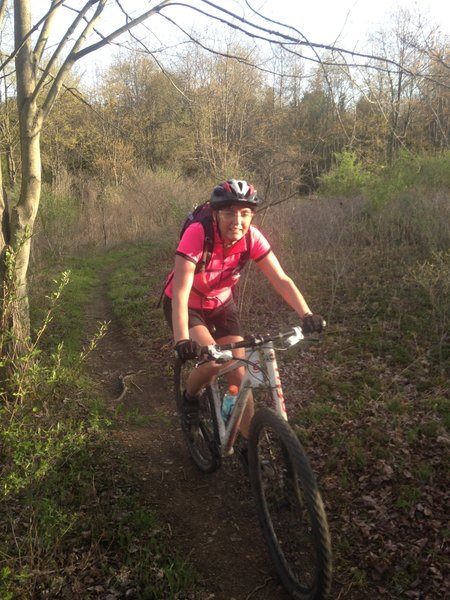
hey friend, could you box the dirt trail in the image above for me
[85,268,290,600]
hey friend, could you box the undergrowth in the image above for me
[2,173,449,598]
[0,241,196,599]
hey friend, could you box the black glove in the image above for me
[302,314,325,334]
[174,339,201,361]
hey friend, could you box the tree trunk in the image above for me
[0,0,44,356]
[0,155,13,362]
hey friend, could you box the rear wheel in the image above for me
[174,359,221,474]
[248,407,332,600]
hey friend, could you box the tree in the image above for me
[0,0,445,363]
[97,54,187,174]
[183,42,263,176]
[1,0,178,358]
[361,8,436,163]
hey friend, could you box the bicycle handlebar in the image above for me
[201,324,310,362]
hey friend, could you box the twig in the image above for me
[245,577,277,599]
[113,370,145,402]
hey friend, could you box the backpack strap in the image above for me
[194,215,214,274]
[156,216,214,307]
[157,220,251,307]
[156,271,173,308]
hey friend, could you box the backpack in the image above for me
[179,202,215,275]
[157,202,251,306]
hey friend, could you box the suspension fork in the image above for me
[261,344,288,420]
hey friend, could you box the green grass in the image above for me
[4,182,449,599]
[0,239,198,599]
[106,240,172,337]
[267,217,449,598]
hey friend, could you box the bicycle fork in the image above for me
[248,343,288,421]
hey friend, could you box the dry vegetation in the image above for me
[2,166,449,598]
[2,3,450,597]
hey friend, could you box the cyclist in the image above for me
[163,179,324,440]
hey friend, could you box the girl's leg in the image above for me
[185,327,253,440]
[215,334,254,439]
[185,324,218,396]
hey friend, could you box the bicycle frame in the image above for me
[178,324,332,599]
[209,341,288,457]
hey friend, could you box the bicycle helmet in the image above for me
[210,179,261,210]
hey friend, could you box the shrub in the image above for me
[318,151,370,197]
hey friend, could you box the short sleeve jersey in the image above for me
[165,221,271,310]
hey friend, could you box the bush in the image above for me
[318,151,370,197]
[368,151,450,207]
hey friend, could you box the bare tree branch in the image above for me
[159,1,403,70]
[72,0,174,61]
[34,0,63,62]
[40,0,107,118]
[0,0,64,73]
[121,29,193,102]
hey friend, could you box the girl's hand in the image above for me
[302,314,325,333]
[174,339,201,361]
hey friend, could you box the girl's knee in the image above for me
[196,360,220,377]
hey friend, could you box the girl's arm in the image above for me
[171,255,196,343]
[256,251,313,318]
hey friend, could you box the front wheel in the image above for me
[248,408,332,600]
[174,359,221,474]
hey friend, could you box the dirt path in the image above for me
[85,267,290,600]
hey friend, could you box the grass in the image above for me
[105,240,172,342]
[3,183,449,599]
[254,213,449,598]
[0,239,198,599]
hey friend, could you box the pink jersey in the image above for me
[165,221,271,310]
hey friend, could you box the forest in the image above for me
[0,2,449,599]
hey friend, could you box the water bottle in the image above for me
[221,384,239,423]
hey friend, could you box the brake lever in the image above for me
[285,326,304,347]
[205,345,234,363]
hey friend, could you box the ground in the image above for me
[85,268,291,600]
[83,263,449,600]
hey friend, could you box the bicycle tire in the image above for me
[174,359,221,474]
[248,407,332,600]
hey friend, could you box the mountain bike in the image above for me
[174,325,332,600]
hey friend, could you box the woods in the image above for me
[0,1,449,359]
[0,2,449,599]
[40,33,450,192]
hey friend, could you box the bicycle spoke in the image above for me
[258,428,317,586]
[174,360,221,474]
[249,408,332,600]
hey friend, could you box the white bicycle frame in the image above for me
[206,326,304,457]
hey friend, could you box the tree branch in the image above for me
[157,0,422,77]
[34,0,63,63]
[39,0,107,119]
[0,0,64,73]
[71,0,174,61]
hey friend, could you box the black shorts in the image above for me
[163,295,242,339]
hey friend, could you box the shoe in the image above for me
[235,440,277,479]
[235,440,249,475]
[181,390,200,430]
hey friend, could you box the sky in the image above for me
[64,0,450,79]
[146,0,450,46]
[258,0,449,46]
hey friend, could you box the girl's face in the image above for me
[216,206,254,244]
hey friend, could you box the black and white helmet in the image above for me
[210,179,261,210]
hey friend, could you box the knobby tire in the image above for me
[174,358,221,474]
[248,407,332,600]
